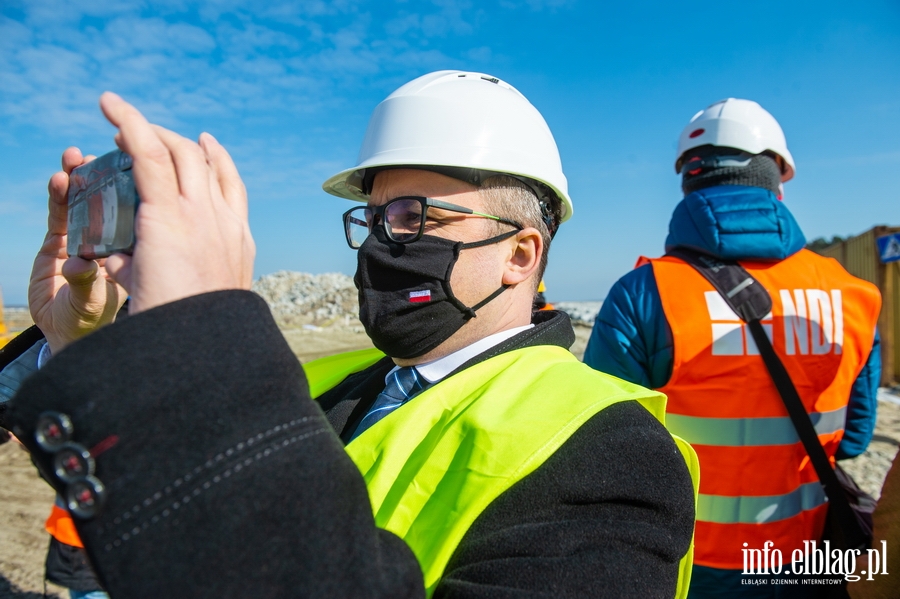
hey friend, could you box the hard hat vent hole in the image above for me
[481,76,500,84]
[689,128,705,139]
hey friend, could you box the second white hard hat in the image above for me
[675,98,795,182]
[322,70,573,223]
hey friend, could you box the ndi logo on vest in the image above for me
[741,540,889,583]
[705,289,843,356]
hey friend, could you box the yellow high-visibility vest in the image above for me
[306,345,700,598]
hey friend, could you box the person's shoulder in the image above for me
[569,400,685,464]
[441,399,695,597]
[598,262,662,327]
[514,394,691,495]
[614,261,657,291]
[547,400,695,528]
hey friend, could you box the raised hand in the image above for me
[99,93,255,314]
[28,147,127,354]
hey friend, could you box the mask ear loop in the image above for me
[453,228,521,318]
[466,285,510,316]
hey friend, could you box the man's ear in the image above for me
[501,228,542,286]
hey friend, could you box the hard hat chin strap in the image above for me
[680,152,754,175]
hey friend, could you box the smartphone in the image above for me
[67,149,140,260]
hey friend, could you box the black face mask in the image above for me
[354,227,518,360]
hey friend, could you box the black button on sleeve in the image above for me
[66,475,107,519]
[53,443,95,483]
[35,410,74,451]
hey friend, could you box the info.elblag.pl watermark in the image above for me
[741,540,889,584]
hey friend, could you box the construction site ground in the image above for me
[1,321,898,597]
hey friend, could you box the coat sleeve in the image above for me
[583,264,674,389]
[7,291,424,599]
[837,329,881,460]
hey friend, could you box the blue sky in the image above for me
[1,0,898,305]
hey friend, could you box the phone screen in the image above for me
[67,150,140,260]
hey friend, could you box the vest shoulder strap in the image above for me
[665,247,772,322]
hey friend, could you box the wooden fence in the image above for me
[815,226,900,385]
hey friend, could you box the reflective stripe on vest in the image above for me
[699,481,826,524]
[305,345,701,598]
[45,495,84,548]
[667,406,847,447]
[651,249,880,570]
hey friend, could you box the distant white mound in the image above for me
[252,270,603,330]
[555,301,602,327]
[253,271,360,329]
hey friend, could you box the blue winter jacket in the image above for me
[583,185,880,459]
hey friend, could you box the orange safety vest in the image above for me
[650,249,880,570]
[45,495,84,548]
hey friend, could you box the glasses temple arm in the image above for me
[426,198,475,214]
[424,198,523,230]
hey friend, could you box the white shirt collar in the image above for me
[386,324,535,385]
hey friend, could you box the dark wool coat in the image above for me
[7,291,694,599]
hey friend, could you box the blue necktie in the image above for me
[350,367,428,441]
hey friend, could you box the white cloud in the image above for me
[2,0,541,95]
[384,0,477,38]
[215,21,303,55]
[100,17,217,55]
[0,0,507,144]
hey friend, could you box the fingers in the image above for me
[61,256,125,315]
[151,124,211,205]
[61,147,84,174]
[45,147,84,238]
[200,133,249,221]
[60,257,101,296]
[198,133,255,288]
[46,171,71,238]
[96,92,256,313]
[100,92,179,210]
[104,253,133,293]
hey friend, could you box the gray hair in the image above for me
[477,175,557,288]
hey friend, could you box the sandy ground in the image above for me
[1,322,897,597]
[280,320,593,364]
[0,443,68,598]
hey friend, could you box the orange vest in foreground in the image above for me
[650,249,880,570]
[45,495,84,548]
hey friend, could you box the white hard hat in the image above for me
[322,70,573,223]
[675,98,795,182]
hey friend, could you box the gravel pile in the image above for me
[251,273,606,331]
[252,271,361,330]
[841,389,900,499]
[555,301,602,327]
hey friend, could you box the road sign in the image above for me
[876,233,900,264]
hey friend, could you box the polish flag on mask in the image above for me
[409,290,431,303]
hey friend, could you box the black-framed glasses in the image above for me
[342,196,523,249]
